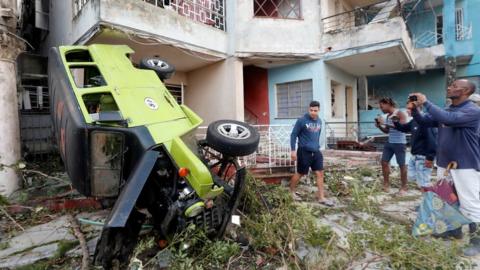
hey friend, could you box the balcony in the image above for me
[68,0,229,59]
[140,0,226,31]
[320,0,415,76]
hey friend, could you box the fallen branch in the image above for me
[23,169,70,185]
[67,215,89,270]
[0,206,25,231]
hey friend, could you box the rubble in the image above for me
[0,161,477,269]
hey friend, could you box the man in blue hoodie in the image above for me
[289,101,332,206]
[392,102,437,189]
[410,79,480,255]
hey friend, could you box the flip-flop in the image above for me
[395,190,408,197]
[318,199,335,207]
[291,192,302,201]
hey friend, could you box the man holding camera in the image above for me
[375,97,409,195]
[392,100,437,189]
[410,79,480,255]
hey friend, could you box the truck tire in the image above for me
[206,120,259,157]
[139,58,175,81]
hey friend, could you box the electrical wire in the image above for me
[120,26,225,62]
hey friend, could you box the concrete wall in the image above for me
[323,63,358,123]
[321,17,411,52]
[41,0,99,54]
[99,0,228,55]
[185,58,244,125]
[235,0,321,55]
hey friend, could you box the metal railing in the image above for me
[456,22,473,41]
[142,0,226,31]
[197,122,382,169]
[321,0,401,33]
[413,31,442,48]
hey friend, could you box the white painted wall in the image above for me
[185,58,244,124]
[235,0,321,55]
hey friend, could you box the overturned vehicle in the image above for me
[49,44,259,268]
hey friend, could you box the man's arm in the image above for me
[411,107,438,128]
[393,120,412,133]
[425,127,437,162]
[398,110,408,124]
[290,119,302,150]
[375,116,389,134]
[424,101,480,127]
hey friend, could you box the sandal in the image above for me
[395,189,408,197]
[318,199,335,207]
[291,192,302,201]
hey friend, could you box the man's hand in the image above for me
[406,102,416,111]
[375,116,383,128]
[410,92,427,106]
[425,160,433,168]
[291,151,297,161]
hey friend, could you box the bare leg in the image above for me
[289,173,303,193]
[400,165,408,191]
[315,170,325,201]
[381,161,390,192]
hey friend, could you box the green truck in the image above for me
[49,44,259,268]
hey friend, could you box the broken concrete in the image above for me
[0,242,59,268]
[0,216,75,259]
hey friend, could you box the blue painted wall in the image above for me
[267,60,329,148]
[359,69,446,130]
[407,0,480,80]
[268,60,324,125]
[407,4,442,48]
[455,0,480,80]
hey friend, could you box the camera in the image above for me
[408,95,418,102]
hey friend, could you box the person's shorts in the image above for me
[297,148,323,174]
[381,143,406,166]
[407,155,432,187]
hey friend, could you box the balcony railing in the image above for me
[321,0,401,33]
[142,0,226,31]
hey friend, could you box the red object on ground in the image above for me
[43,198,103,212]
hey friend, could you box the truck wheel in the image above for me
[206,120,259,157]
[139,58,175,81]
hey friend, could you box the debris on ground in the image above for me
[0,159,478,269]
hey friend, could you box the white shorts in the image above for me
[437,167,480,222]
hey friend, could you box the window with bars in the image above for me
[276,79,313,118]
[254,0,301,19]
[166,84,184,104]
[455,8,468,41]
[73,0,90,17]
[436,14,443,44]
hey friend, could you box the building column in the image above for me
[443,0,457,87]
[0,1,25,196]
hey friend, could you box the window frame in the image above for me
[253,0,303,20]
[275,79,313,119]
